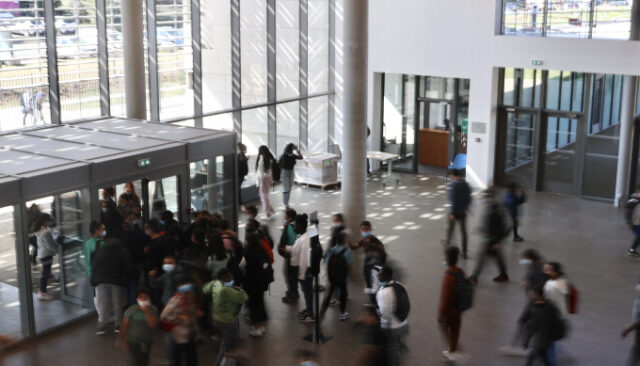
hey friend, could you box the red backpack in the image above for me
[261,238,274,264]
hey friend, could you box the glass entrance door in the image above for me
[502,111,537,189]
[541,116,579,194]
[381,74,417,173]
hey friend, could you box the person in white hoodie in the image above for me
[377,265,409,366]
[543,261,569,365]
[256,145,276,218]
[287,214,314,323]
[33,213,58,301]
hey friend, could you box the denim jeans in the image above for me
[39,256,53,293]
[281,169,294,206]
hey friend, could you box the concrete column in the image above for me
[614,0,640,206]
[340,0,368,240]
[122,0,147,120]
[615,75,637,207]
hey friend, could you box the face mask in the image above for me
[178,284,193,292]
[126,190,133,195]
[361,231,371,238]
[284,219,289,225]
[145,231,152,237]
[101,230,106,238]
[378,280,387,288]
[519,259,532,266]
[160,220,166,226]
[162,264,176,273]
[223,280,235,288]
[137,300,150,308]
[101,207,108,213]
[443,261,449,267]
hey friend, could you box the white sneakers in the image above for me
[442,350,469,362]
[499,345,529,357]
[248,326,266,337]
[37,291,53,301]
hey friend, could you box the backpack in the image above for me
[327,248,348,284]
[271,160,281,182]
[392,282,411,322]
[261,237,274,264]
[260,260,274,291]
[567,284,579,314]
[446,270,474,312]
[626,197,640,225]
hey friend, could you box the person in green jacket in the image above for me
[203,268,248,366]
[84,221,105,279]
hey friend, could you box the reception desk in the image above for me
[418,128,449,167]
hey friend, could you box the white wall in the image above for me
[367,0,640,188]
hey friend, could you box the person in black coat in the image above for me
[470,189,509,284]
[244,233,271,338]
[238,143,249,205]
[91,238,130,334]
[113,219,149,306]
[521,287,565,366]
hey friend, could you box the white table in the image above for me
[367,151,400,186]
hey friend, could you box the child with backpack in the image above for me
[320,232,353,321]
[243,233,273,337]
[376,266,410,366]
[439,246,472,362]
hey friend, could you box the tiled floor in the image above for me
[2,172,637,365]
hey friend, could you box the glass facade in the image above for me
[498,67,625,199]
[502,0,632,39]
[0,1,335,163]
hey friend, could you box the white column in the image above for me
[122,0,147,120]
[340,0,368,240]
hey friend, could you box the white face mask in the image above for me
[137,300,150,308]
[519,259,532,266]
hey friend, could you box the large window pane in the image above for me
[0,205,24,339]
[157,0,194,119]
[504,112,536,189]
[425,77,454,100]
[241,0,267,106]
[583,121,620,199]
[56,0,100,122]
[276,101,299,154]
[592,1,631,40]
[502,0,544,36]
[546,0,591,39]
[308,96,328,152]
[308,0,328,94]
[242,107,268,181]
[203,113,233,131]
[201,0,232,112]
[383,74,403,154]
[546,70,562,110]
[107,0,150,118]
[190,156,235,220]
[276,0,299,99]
[0,4,50,131]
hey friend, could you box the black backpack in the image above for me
[626,197,640,225]
[327,248,348,284]
[446,270,474,312]
[260,260,274,291]
[392,282,411,322]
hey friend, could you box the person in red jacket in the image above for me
[438,246,468,362]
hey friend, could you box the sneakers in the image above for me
[298,313,315,323]
[628,249,640,257]
[114,325,120,334]
[248,326,264,337]
[442,350,467,361]
[37,291,53,301]
[493,274,509,282]
[329,299,339,307]
[499,345,528,357]
[339,312,350,321]
[513,236,524,242]
[297,310,309,320]
[95,329,107,336]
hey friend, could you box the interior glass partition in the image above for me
[190,155,235,220]
[0,205,23,339]
[502,111,537,189]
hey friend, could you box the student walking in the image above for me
[445,169,472,258]
[521,287,566,366]
[622,282,640,365]
[279,143,303,209]
[320,232,353,321]
[279,208,300,303]
[160,274,200,366]
[203,268,248,366]
[503,182,527,241]
[376,266,410,366]
[287,214,314,323]
[116,287,159,366]
[256,145,276,218]
[439,246,469,362]
[626,187,640,257]
[543,262,570,365]
[243,233,271,337]
[470,189,509,284]
[92,238,130,335]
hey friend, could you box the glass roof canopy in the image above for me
[0,118,236,206]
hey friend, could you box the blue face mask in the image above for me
[443,261,449,267]
[160,220,166,226]
[162,264,176,273]
[101,207,108,213]
[519,259,532,266]
[101,230,107,238]
[378,280,387,288]
[361,231,371,238]
[223,280,235,288]
[178,284,193,292]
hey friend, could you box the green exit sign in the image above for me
[531,60,543,66]
[138,158,151,168]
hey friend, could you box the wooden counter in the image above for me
[418,128,449,167]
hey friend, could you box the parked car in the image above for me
[13,19,44,37]
[55,19,78,35]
